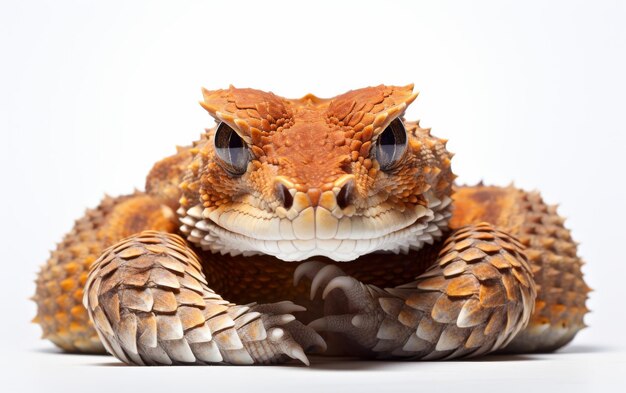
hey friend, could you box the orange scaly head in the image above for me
[179,85,455,261]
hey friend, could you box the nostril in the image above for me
[336,182,352,209]
[279,184,293,209]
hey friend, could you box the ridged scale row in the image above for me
[84,231,322,365]
[370,222,536,359]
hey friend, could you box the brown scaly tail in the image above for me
[32,145,193,353]
[83,231,325,365]
[32,193,179,352]
[451,185,590,352]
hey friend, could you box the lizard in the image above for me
[32,85,589,365]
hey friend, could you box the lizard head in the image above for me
[179,85,455,262]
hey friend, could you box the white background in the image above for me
[1,0,625,392]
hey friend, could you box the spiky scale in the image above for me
[31,194,178,353]
[451,185,589,352]
[83,231,322,365]
[34,86,587,364]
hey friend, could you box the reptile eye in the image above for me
[374,118,407,171]
[214,122,250,176]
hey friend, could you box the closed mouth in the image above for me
[179,192,452,262]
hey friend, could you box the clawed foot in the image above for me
[294,261,385,351]
[248,301,327,365]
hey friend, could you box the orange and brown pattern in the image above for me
[451,185,589,352]
[33,193,178,352]
[33,85,588,365]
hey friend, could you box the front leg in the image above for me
[296,223,536,359]
[84,231,325,365]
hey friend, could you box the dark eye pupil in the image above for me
[214,122,250,175]
[375,118,407,171]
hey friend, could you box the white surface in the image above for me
[4,345,626,393]
[1,0,625,392]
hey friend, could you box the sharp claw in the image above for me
[308,315,356,334]
[250,301,324,365]
[310,332,328,352]
[280,319,328,354]
[272,300,307,313]
[322,275,357,300]
[281,314,296,324]
[293,261,326,286]
[293,265,308,287]
[264,313,296,327]
[308,317,329,332]
[289,346,310,366]
[311,265,346,300]
[289,304,307,313]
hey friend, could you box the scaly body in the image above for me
[33,85,588,364]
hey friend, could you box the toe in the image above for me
[251,301,307,315]
[311,265,348,300]
[282,319,327,353]
[293,261,327,286]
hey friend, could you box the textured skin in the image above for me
[33,193,178,352]
[450,186,590,351]
[293,222,535,358]
[84,231,324,365]
[179,86,454,261]
[33,85,588,365]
